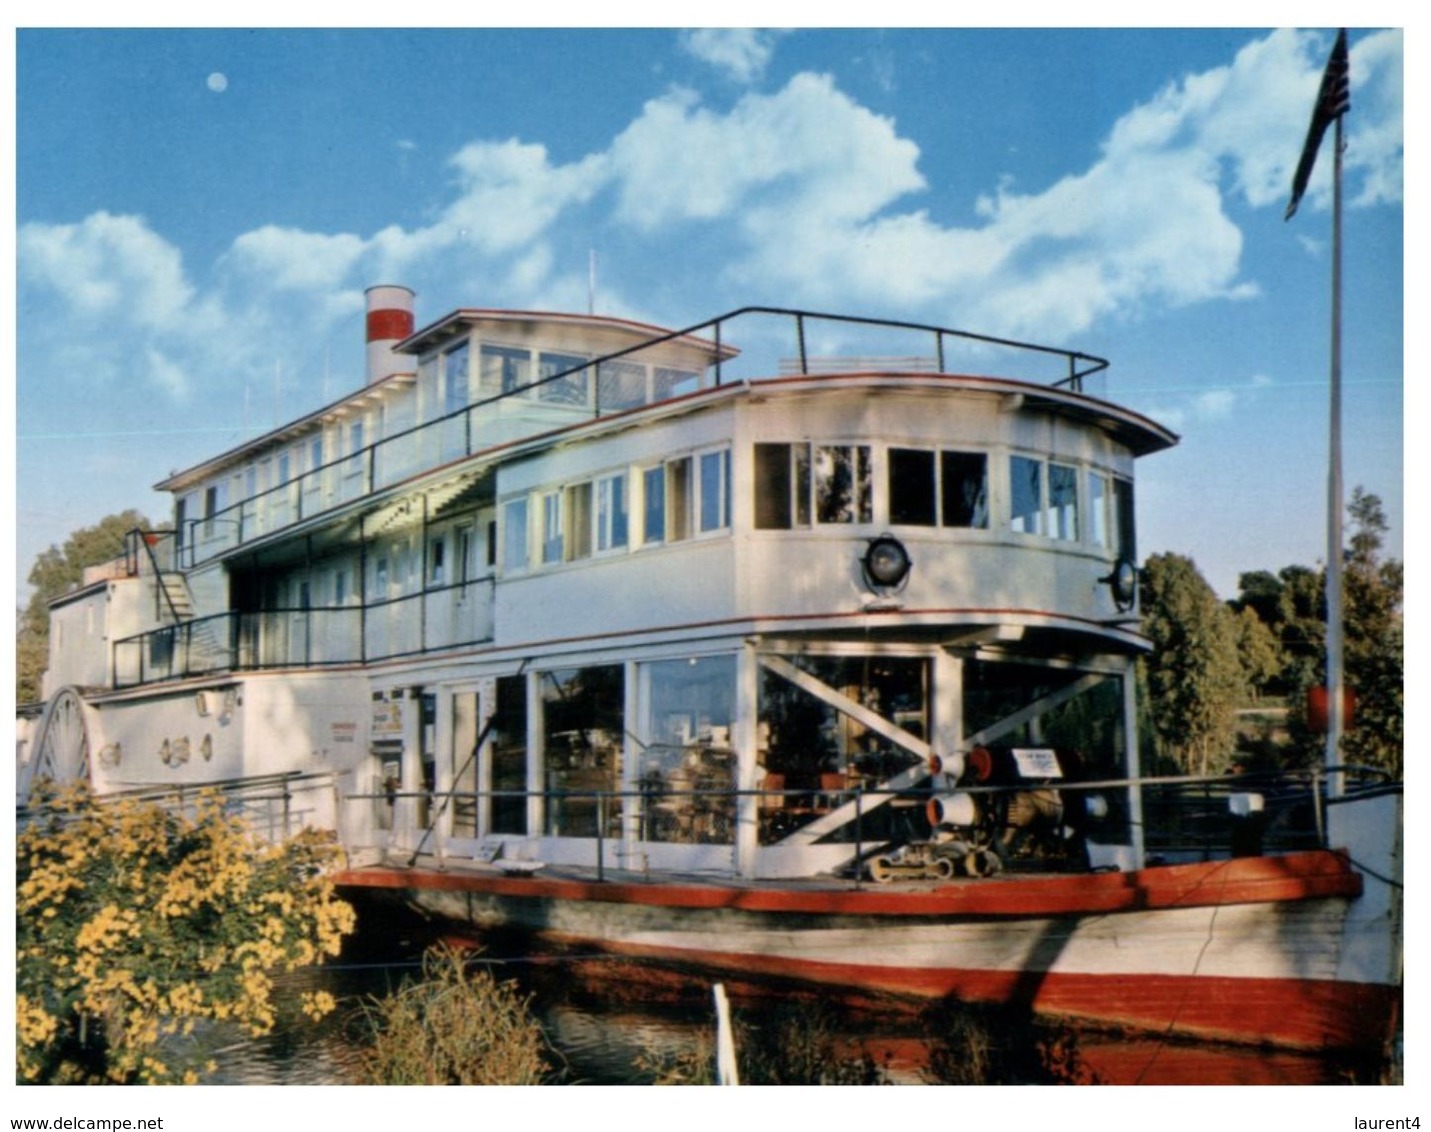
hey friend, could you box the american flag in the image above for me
[1285,29,1350,221]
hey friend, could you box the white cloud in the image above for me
[19,211,193,328]
[226,226,367,291]
[1193,389,1237,419]
[679,29,786,84]
[18,29,1402,415]
[607,76,923,233]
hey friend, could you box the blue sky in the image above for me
[12,26,1405,605]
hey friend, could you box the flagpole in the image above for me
[1325,109,1345,799]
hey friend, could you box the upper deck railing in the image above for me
[179,307,1111,568]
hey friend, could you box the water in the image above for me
[185,900,1394,1087]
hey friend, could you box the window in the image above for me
[428,535,446,586]
[1114,477,1136,561]
[542,665,623,838]
[1089,471,1111,548]
[480,345,530,399]
[942,452,988,528]
[666,457,692,542]
[278,451,292,485]
[653,367,702,400]
[888,448,936,526]
[597,361,646,411]
[175,494,191,550]
[502,498,530,572]
[372,556,389,600]
[541,492,564,564]
[454,523,475,583]
[442,341,470,414]
[203,483,224,537]
[596,473,629,552]
[1047,462,1079,541]
[755,443,793,530]
[815,445,871,524]
[539,352,588,406]
[418,354,439,420]
[1010,455,1043,535]
[888,448,988,529]
[699,449,730,533]
[565,482,593,561]
[643,465,666,543]
[490,674,528,834]
[394,540,416,591]
[309,435,324,472]
[347,420,365,472]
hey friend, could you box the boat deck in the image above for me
[334,846,1362,919]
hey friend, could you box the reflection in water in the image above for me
[190,903,1391,1086]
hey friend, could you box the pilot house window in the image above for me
[887,448,989,529]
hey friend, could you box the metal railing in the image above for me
[18,770,341,846]
[349,765,1395,881]
[112,576,496,688]
[178,307,1112,569]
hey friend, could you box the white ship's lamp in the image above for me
[862,535,912,593]
[1100,558,1138,612]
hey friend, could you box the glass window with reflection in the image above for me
[444,341,470,414]
[565,482,592,561]
[815,445,871,524]
[541,492,564,564]
[597,473,629,552]
[643,465,666,544]
[502,498,529,573]
[598,361,646,411]
[640,655,736,845]
[1010,455,1042,535]
[754,443,811,530]
[941,451,988,528]
[480,345,530,399]
[699,449,730,533]
[539,351,588,406]
[1088,471,1111,548]
[542,665,623,838]
[1047,462,1079,541]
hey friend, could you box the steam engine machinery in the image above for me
[865,746,1106,882]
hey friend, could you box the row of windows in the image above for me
[503,447,732,573]
[497,442,1133,578]
[755,443,1132,554]
[178,341,710,550]
[421,340,705,418]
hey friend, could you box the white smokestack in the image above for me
[365,284,416,386]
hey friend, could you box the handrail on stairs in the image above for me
[126,528,186,625]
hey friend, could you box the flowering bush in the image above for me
[16,782,355,1084]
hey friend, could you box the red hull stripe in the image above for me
[537,932,1399,1052]
[336,849,1360,918]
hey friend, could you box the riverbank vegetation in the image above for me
[16,783,355,1084]
[1139,488,1402,779]
[351,945,552,1085]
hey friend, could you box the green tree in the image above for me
[1338,488,1403,777]
[1230,487,1402,779]
[16,509,151,704]
[1139,553,1247,776]
[1233,604,1282,700]
[16,782,355,1084]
